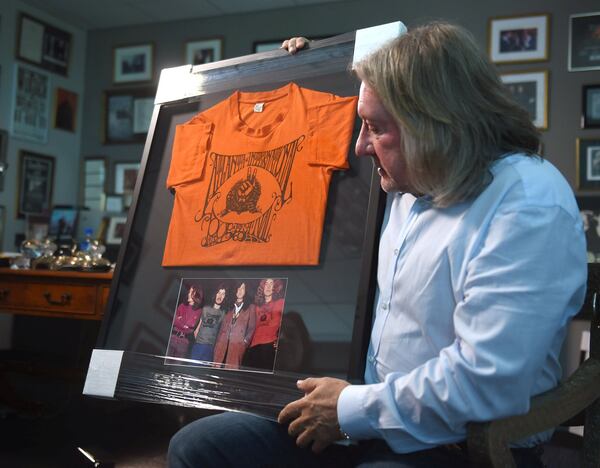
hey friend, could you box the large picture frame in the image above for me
[11,64,50,143]
[185,38,223,65]
[84,33,384,419]
[17,150,55,218]
[488,13,550,64]
[16,12,72,76]
[501,70,549,129]
[104,88,154,143]
[582,84,600,128]
[569,12,600,72]
[113,44,153,84]
[576,138,600,190]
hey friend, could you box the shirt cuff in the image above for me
[337,384,380,440]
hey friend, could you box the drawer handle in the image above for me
[43,292,72,306]
[0,289,8,301]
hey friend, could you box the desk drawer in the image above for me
[0,280,97,316]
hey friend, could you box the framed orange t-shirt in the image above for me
[163,82,357,266]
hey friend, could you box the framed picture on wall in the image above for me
[488,13,550,64]
[82,156,106,211]
[17,150,54,218]
[53,87,78,132]
[105,193,124,212]
[185,38,223,65]
[582,84,600,128]
[114,162,140,195]
[16,12,72,76]
[113,44,153,84]
[500,70,549,129]
[576,138,600,190]
[106,215,128,244]
[569,12,600,72]
[577,196,600,262]
[104,88,154,143]
[11,64,50,143]
[253,40,283,53]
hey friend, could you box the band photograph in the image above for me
[165,277,287,373]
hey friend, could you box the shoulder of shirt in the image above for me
[298,85,357,109]
[489,153,578,215]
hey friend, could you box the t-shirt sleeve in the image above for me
[166,121,213,189]
[306,95,358,171]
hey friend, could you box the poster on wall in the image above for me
[11,64,50,143]
[17,150,54,218]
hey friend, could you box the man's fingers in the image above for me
[295,429,313,448]
[297,377,318,393]
[277,400,300,425]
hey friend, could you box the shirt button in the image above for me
[368,355,375,363]
[394,249,399,255]
[382,303,388,310]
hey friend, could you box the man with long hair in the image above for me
[169,22,586,467]
[212,281,256,369]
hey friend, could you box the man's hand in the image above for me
[278,377,350,453]
[280,37,310,54]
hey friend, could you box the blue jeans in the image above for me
[168,412,543,467]
[189,343,214,362]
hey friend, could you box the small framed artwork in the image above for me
[106,215,128,244]
[569,12,600,72]
[253,40,283,53]
[577,196,600,262]
[501,70,549,129]
[47,206,78,239]
[576,138,600,190]
[114,162,140,195]
[82,156,106,211]
[185,38,223,65]
[488,13,550,64]
[53,87,78,132]
[104,88,154,143]
[17,150,55,218]
[16,13,72,76]
[105,194,124,212]
[113,43,153,84]
[582,84,600,128]
[11,64,50,143]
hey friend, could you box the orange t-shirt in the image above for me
[163,82,357,266]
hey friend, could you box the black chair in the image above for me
[467,263,600,468]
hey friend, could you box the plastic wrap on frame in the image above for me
[113,352,303,420]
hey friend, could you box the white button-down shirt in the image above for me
[338,154,587,452]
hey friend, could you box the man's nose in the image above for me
[355,126,371,157]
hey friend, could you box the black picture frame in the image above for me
[103,87,155,144]
[86,32,383,419]
[569,12,600,72]
[17,150,55,218]
[16,12,72,76]
[582,84,600,128]
[576,138,600,190]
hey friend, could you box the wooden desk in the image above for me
[0,268,113,320]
